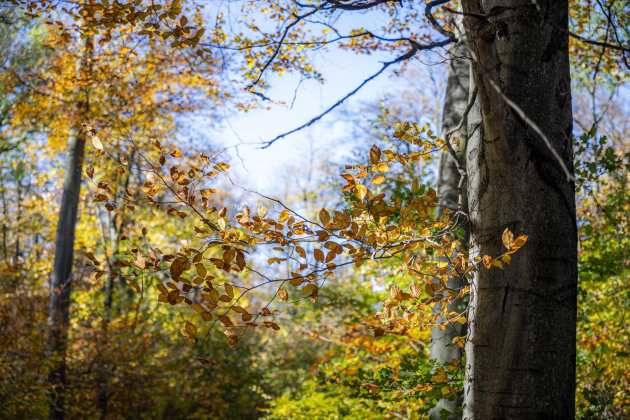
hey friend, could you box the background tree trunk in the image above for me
[47,32,91,420]
[429,10,470,420]
[47,125,86,420]
[461,1,577,418]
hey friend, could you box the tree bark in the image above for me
[460,1,577,418]
[429,10,470,420]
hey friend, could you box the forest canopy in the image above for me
[0,0,629,419]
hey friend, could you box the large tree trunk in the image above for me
[429,10,470,420]
[461,1,577,418]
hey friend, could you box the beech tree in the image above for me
[461,1,577,417]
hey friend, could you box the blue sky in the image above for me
[200,5,446,196]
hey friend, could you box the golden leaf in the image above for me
[296,246,306,258]
[371,175,386,185]
[502,228,514,249]
[184,321,197,336]
[224,283,234,298]
[452,336,466,348]
[196,263,207,277]
[512,235,528,250]
[278,209,290,223]
[191,303,206,313]
[277,287,288,302]
[354,184,368,200]
[482,255,493,270]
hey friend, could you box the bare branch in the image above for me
[261,38,452,148]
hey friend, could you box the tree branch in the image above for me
[261,38,452,148]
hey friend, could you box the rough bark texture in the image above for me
[429,12,470,420]
[47,126,86,420]
[460,1,577,418]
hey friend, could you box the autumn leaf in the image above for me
[278,209,290,222]
[354,184,367,200]
[319,208,330,225]
[452,336,466,348]
[91,135,103,150]
[482,255,493,270]
[371,175,386,185]
[432,368,448,383]
[369,144,381,164]
[502,228,514,249]
[181,322,198,343]
[277,287,288,301]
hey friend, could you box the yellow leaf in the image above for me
[191,303,206,313]
[91,136,103,150]
[512,235,528,250]
[452,336,466,348]
[432,368,448,383]
[371,175,386,185]
[502,228,514,249]
[224,283,234,298]
[354,184,367,200]
[278,209,290,223]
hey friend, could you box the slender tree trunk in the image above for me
[47,34,91,420]
[96,208,118,420]
[47,124,86,420]
[461,1,577,418]
[429,10,470,420]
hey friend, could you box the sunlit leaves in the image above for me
[87,119,529,373]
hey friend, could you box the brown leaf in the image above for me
[369,145,381,164]
[277,287,288,302]
[319,208,331,226]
